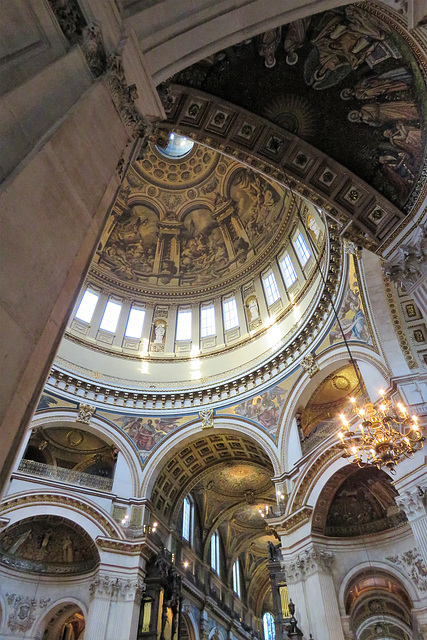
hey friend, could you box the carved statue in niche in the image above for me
[154,322,166,344]
[247,296,260,321]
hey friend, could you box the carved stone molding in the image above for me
[200,409,214,429]
[89,574,145,601]
[284,546,334,583]
[386,548,427,592]
[300,353,319,378]
[7,594,50,633]
[277,506,313,534]
[395,486,427,519]
[76,403,95,424]
[383,222,427,291]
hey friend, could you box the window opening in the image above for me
[232,560,241,597]
[211,530,220,573]
[125,308,145,339]
[223,298,239,331]
[201,305,216,338]
[75,290,99,323]
[263,613,276,640]
[263,272,281,306]
[176,309,192,341]
[280,254,298,288]
[182,496,192,542]
[100,300,122,333]
[294,233,311,266]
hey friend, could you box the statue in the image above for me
[154,323,166,344]
[248,297,260,321]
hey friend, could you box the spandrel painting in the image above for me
[173,5,426,209]
[94,149,289,292]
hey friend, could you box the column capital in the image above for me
[284,546,334,583]
[89,573,145,602]
[395,486,426,520]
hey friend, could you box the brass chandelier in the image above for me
[338,391,424,472]
[292,192,424,473]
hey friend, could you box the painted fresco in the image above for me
[173,5,426,208]
[329,255,372,345]
[96,156,287,291]
[96,410,190,457]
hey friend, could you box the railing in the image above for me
[17,459,113,491]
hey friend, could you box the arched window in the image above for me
[263,612,275,640]
[211,530,220,574]
[232,560,241,598]
[182,496,193,543]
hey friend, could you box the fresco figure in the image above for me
[383,122,422,159]
[348,101,419,126]
[330,283,371,344]
[378,151,414,201]
[340,67,412,100]
[304,6,386,89]
[284,17,311,65]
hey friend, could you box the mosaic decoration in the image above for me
[0,516,98,574]
[97,410,191,457]
[329,255,372,345]
[36,392,77,411]
[217,375,297,439]
[173,5,426,209]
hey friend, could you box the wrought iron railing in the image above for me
[17,459,113,491]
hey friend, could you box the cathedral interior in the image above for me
[1,1,427,639]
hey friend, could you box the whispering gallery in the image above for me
[2,1,427,639]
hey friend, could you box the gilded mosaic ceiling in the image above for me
[93,141,292,298]
[172,4,427,211]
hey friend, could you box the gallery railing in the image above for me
[18,459,114,491]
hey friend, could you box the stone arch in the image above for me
[35,597,87,640]
[180,610,199,640]
[29,408,143,497]
[141,416,281,500]
[277,344,389,471]
[339,566,414,640]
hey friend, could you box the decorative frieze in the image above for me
[89,574,146,601]
[284,547,334,583]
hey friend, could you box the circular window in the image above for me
[157,133,194,159]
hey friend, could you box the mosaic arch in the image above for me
[172,4,426,212]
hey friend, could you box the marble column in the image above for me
[395,485,427,567]
[284,545,345,640]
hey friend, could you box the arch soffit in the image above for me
[34,597,88,639]
[163,85,405,253]
[277,345,389,470]
[30,408,143,496]
[0,490,123,542]
[338,561,419,612]
[181,610,199,640]
[140,417,281,498]
[357,614,413,639]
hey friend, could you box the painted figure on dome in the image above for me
[340,67,412,100]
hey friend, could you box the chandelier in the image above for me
[338,391,424,472]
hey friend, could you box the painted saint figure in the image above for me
[348,101,419,126]
[340,67,412,100]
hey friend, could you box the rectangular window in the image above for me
[294,233,311,266]
[176,309,192,341]
[211,531,220,574]
[201,305,216,338]
[223,298,239,331]
[125,308,145,339]
[280,254,298,288]
[75,290,99,323]
[100,300,122,333]
[182,496,192,542]
[233,560,241,597]
[263,272,281,306]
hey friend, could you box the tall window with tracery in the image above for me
[263,612,276,640]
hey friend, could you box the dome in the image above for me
[56,139,344,412]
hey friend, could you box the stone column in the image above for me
[284,546,345,640]
[395,485,427,566]
[86,572,145,640]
